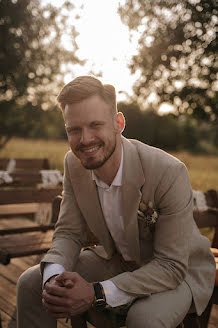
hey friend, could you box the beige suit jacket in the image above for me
[41,137,216,315]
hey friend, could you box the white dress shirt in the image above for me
[43,146,135,306]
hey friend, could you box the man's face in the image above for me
[64,95,120,170]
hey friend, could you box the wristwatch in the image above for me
[92,282,107,311]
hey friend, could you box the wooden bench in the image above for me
[0,194,96,265]
[0,157,63,219]
[0,157,62,188]
[0,158,50,171]
[0,187,62,265]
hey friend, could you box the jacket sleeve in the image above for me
[40,153,87,274]
[111,162,194,296]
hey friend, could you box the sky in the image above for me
[43,0,173,113]
[67,0,141,101]
[43,0,140,101]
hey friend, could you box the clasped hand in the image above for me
[42,272,95,318]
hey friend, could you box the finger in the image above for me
[42,298,72,314]
[42,290,71,307]
[55,272,78,282]
[44,283,69,297]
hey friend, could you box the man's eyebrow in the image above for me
[65,120,105,131]
[91,120,105,124]
[65,125,80,131]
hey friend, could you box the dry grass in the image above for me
[1,138,218,191]
[170,151,218,191]
[0,138,70,172]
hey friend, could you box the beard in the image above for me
[76,137,117,170]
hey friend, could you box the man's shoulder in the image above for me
[127,139,189,199]
[64,150,84,171]
[65,150,74,161]
[64,150,79,163]
[128,138,183,169]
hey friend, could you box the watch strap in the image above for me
[92,282,106,311]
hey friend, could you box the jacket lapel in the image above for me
[121,137,145,263]
[67,155,116,258]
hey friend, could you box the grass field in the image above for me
[1,137,218,191]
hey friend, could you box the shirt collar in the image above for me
[92,145,123,188]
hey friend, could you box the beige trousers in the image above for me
[17,250,192,328]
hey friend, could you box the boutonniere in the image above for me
[137,201,159,226]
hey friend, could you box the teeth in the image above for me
[83,146,99,153]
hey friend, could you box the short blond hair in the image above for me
[57,76,117,113]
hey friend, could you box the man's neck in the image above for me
[94,140,122,186]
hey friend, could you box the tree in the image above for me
[118,102,183,151]
[118,0,217,122]
[0,0,82,148]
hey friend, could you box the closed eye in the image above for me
[90,121,104,128]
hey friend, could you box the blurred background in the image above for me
[0,0,217,190]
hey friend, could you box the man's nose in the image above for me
[80,128,94,145]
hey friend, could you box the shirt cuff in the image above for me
[43,263,65,286]
[100,280,135,307]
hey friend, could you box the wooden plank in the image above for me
[205,190,218,208]
[5,172,42,186]
[0,188,62,205]
[0,171,62,188]
[0,295,17,320]
[17,254,43,266]
[0,246,51,265]
[8,244,51,258]
[0,230,53,264]
[0,158,50,170]
[193,210,218,228]
[0,243,52,263]
[0,224,54,235]
[0,217,38,229]
[0,276,17,307]
[0,261,30,284]
[0,275,21,328]
[0,203,39,216]
[0,230,53,246]
[11,255,40,270]
[0,310,16,328]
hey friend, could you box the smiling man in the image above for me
[17,76,215,328]
[64,93,124,183]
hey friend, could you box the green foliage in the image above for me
[118,102,218,153]
[0,0,82,148]
[2,99,217,154]
[20,107,66,140]
[118,0,218,122]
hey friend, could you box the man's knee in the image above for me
[126,301,163,328]
[17,264,42,300]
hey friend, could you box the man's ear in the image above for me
[114,112,125,133]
